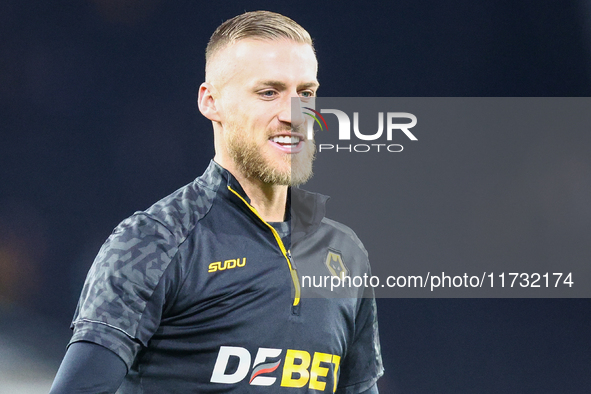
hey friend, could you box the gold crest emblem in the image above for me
[325,250,349,278]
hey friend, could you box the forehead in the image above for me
[212,38,318,87]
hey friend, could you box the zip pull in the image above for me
[287,250,301,315]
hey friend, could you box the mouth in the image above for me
[268,134,304,153]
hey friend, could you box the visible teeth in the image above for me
[272,136,300,145]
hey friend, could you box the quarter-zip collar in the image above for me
[202,160,252,205]
[290,188,330,245]
[203,160,330,235]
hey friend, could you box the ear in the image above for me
[198,82,221,122]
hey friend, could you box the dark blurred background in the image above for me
[1,0,590,392]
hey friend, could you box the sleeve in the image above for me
[336,292,384,393]
[320,219,384,392]
[360,383,379,394]
[49,341,127,394]
[69,213,181,369]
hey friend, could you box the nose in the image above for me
[278,95,306,130]
[290,97,306,128]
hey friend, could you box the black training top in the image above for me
[69,160,383,393]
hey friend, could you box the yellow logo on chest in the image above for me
[208,258,247,273]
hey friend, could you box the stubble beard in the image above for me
[225,121,316,186]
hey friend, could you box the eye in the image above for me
[300,91,315,98]
[259,90,278,99]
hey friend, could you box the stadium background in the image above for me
[1,0,590,392]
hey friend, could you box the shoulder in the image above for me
[91,178,218,284]
[137,177,218,243]
[71,179,218,338]
[81,178,219,315]
[319,217,368,259]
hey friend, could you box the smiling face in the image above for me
[207,38,319,186]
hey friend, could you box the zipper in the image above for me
[228,186,301,312]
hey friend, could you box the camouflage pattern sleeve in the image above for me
[69,212,180,368]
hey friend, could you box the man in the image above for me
[50,11,383,393]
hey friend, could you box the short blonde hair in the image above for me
[205,11,313,72]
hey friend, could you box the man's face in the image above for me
[212,38,318,186]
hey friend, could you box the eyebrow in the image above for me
[254,80,320,90]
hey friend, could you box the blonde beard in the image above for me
[225,122,315,186]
